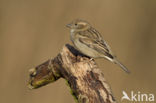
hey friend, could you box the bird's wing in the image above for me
[78,27,114,58]
[78,33,114,59]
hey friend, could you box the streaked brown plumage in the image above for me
[66,19,130,73]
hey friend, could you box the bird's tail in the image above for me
[113,58,130,74]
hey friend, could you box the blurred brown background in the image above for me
[0,0,156,103]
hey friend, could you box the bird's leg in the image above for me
[89,58,94,61]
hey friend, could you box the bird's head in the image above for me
[66,19,91,32]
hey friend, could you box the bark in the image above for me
[28,44,117,103]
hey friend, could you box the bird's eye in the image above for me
[75,23,77,26]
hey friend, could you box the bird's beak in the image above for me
[66,23,72,28]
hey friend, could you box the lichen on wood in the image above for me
[28,44,117,103]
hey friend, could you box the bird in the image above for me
[66,19,130,73]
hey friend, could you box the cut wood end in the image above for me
[27,44,117,103]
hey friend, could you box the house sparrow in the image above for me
[66,19,130,73]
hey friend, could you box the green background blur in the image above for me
[0,0,156,103]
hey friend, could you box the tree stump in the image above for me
[28,44,117,103]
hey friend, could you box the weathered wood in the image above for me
[28,44,117,103]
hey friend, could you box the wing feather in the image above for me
[78,29,114,59]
